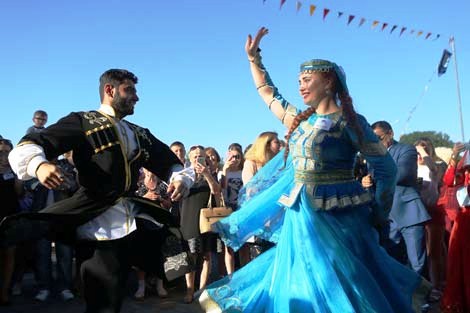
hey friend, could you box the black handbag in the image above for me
[161,228,194,281]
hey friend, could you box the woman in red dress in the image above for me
[441,143,470,313]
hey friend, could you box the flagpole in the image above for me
[450,36,465,142]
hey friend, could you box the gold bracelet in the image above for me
[268,98,276,110]
[257,83,268,90]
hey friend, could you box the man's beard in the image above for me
[111,93,134,118]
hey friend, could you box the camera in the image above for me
[197,156,206,165]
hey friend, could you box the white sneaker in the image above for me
[34,289,50,302]
[134,286,145,300]
[60,289,74,301]
[11,283,22,296]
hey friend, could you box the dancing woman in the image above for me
[199,27,428,313]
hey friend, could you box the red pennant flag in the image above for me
[338,12,344,19]
[425,32,432,39]
[358,18,366,27]
[309,5,316,16]
[381,23,388,31]
[296,1,302,12]
[390,25,398,34]
[323,8,330,20]
[347,15,355,25]
[280,0,286,9]
[399,27,407,36]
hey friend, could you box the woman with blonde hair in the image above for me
[242,131,281,184]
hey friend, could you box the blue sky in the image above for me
[1,0,468,157]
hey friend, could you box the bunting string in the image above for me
[268,0,444,41]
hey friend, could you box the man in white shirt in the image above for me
[5,69,194,313]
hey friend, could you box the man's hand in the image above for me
[36,162,65,190]
[167,180,187,202]
[361,174,374,188]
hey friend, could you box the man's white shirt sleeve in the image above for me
[8,143,48,180]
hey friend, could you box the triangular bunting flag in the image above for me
[434,34,441,41]
[347,15,355,25]
[296,1,302,12]
[381,23,388,31]
[425,32,432,40]
[323,8,330,20]
[371,21,379,29]
[410,29,415,35]
[280,0,286,9]
[417,31,423,37]
[390,25,398,34]
[338,12,344,19]
[400,27,407,36]
[309,5,316,16]
[358,18,366,27]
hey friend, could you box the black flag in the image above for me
[438,49,452,76]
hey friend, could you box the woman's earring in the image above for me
[325,89,331,96]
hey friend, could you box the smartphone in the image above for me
[197,156,206,165]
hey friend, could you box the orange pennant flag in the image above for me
[390,25,398,34]
[371,21,379,29]
[309,5,316,16]
[323,8,330,20]
[296,1,302,12]
[399,27,407,36]
[358,18,366,27]
[381,23,388,31]
[347,15,355,25]
[417,31,423,37]
[280,0,286,9]
[425,32,432,40]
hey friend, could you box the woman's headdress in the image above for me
[300,59,348,94]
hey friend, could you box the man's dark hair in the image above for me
[371,120,393,132]
[99,69,138,101]
[0,139,13,149]
[34,110,48,117]
[170,141,185,149]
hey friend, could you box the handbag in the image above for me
[161,228,194,281]
[199,194,232,234]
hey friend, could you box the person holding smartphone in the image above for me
[179,145,221,303]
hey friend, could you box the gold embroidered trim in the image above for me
[359,141,387,156]
[85,124,113,136]
[83,111,108,125]
[307,191,372,211]
[94,141,120,154]
[17,140,36,147]
[295,169,354,184]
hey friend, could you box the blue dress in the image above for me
[199,110,423,313]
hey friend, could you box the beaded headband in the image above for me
[300,59,349,94]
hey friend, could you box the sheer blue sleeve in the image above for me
[212,150,294,251]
